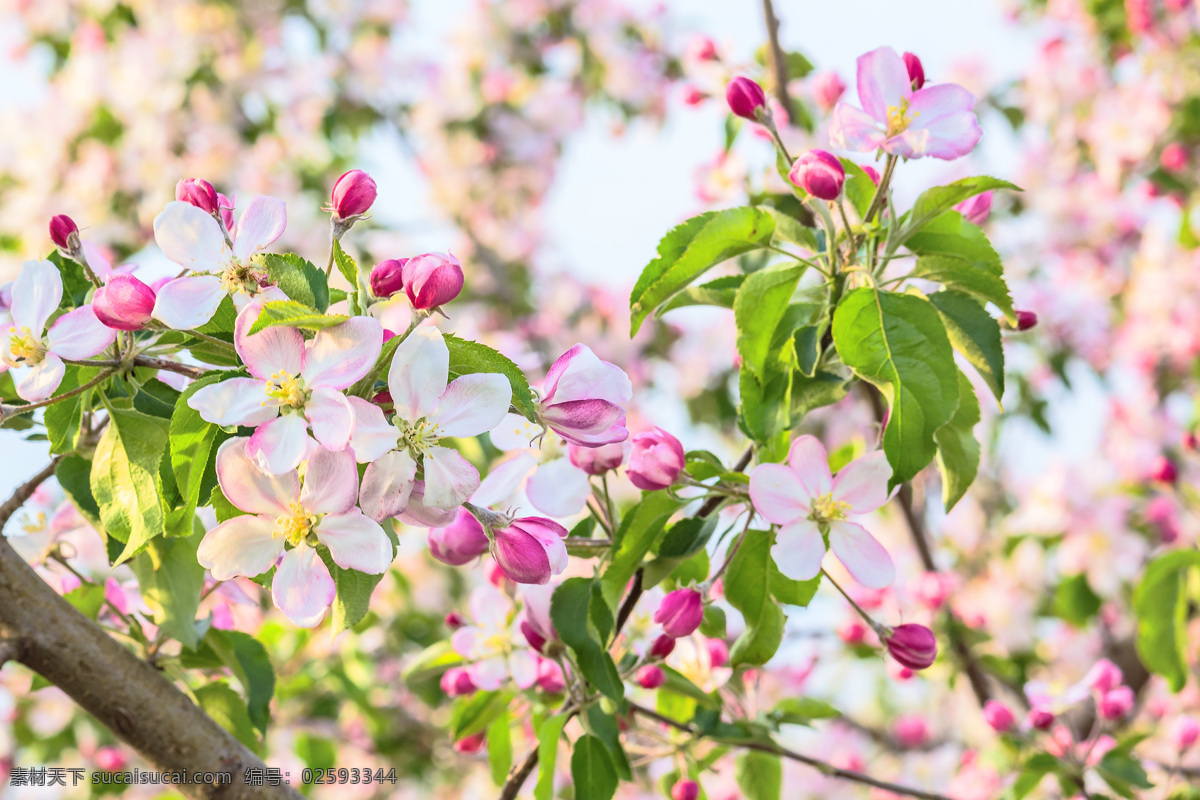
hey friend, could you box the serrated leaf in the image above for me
[444,333,536,420]
[258,252,330,312]
[1133,550,1200,692]
[246,300,348,334]
[934,370,981,512]
[92,407,169,563]
[330,239,359,290]
[762,206,818,251]
[64,583,105,620]
[906,211,1014,320]
[45,365,99,455]
[907,176,1020,231]
[658,275,746,313]
[129,531,205,648]
[735,265,803,380]
[927,289,1005,403]
[739,363,792,443]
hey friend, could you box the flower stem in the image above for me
[1,369,115,418]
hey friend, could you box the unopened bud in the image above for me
[1150,455,1178,484]
[654,588,703,638]
[725,77,767,121]
[671,779,700,800]
[1028,706,1055,730]
[789,149,846,201]
[705,638,729,669]
[403,252,464,310]
[331,169,377,219]
[49,215,79,251]
[93,274,156,331]
[1097,686,1134,720]
[1170,716,1199,751]
[175,178,219,214]
[440,667,477,697]
[370,258,408,299]
[453,732,486,753]
[637,665,666,689]
[902,52,925,89]
[649,634,676,660]
[627,427,686,491]
[983,700,1016,733]
[884,624,937,670]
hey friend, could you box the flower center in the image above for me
[885,97,917,137]
[7,326,46,366]
[810,492,850,524]
[398,418,443,458]
[263,372,308,410]
[220,263,269,296]
[21,510,47,534]
[274,502,317,547]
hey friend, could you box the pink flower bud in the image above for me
[912,571,953,610]
[885,624,938,670]
[1183,431,1198,451]
[862,165,881,185]
[654,588,703,638]
[539,345,631,447]
[1170,716,1199,751]
[1146,496,1180,543]
[94,746,127,772]
[49,214,79,250]
[1028,706,1055,730]
[428,509,490,566]
[402,252,464,310]
[902,52,925,90]
[175,178,219,214]
[1015,310,1038,331]
[521,619,548,653]
[810,70,846,113]
[789,149,845,201]
[440,667,477,697]
[536,658,567,694]
[725,77,767,121]
[569,441,628,475]
[454,732,486,754]
[686,35,718,62]
[331,169,377,219]
[671,779,700,800]
[627,427,686,490]
[1084,658,1124,693]
[216,193,236,232]
[444,611,465,629]
[370,258,408,299]
[839,620,868,646]
[1161,143,1188,173]
[955,191,993,225]
[637,664,666,689]
[681,85,706,106]
[705,638,729,668]
[893,714,929,747]
[1150,455,1178,484]
[1098,686,1134,720]
[492,517,568,585]
[649,633,676,659]
[983,701,1016,733]
[93,274,156,331]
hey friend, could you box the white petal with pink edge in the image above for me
[234,303,304,380]
[299,446,359,516]
[468,656,509,691]
[347,396,400,463]
[829,103,888,153]
[246,413,311,475]
[215,437,300,516]
[387,326,449,421]
[13,355,66,402]
[748,462,809,525]
[301,316,382,390]
[526,457,590,518]
[188,377,278,428]
[152,275,227,330]
[471,451,537,507]
[432,373,512,438]
[317,511,393,574]
[271,544,335,628]
[787,435,833,498]
[545,345,631,405]
[197,515,284,580]
[831,451,892,514]
[45,306,116,360]
[232,195,287,263]
[11,260,62,335]
[422,445,480,509]
[855,46,910,122]
[153,201,230,272]
[304,386,354,452]
[358,450,417,522]
[771,518,825,581]
[828,520,895,589]
[489,413,540,451]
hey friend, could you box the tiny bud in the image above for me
[403,252,464,310]
[428,509,490,566]
[1161,143,1188,173]
[1150,455,1178,484]
[1014,310,1038,331]
[568,440,628,476]
[649,633,676,660]
[1028,706,1055,730]
[1097,686,1134,720]
[1170,716,1199,751]
[94,746,127,772]
[453,732,486,754]
[627,427,686,491]
[862,165,881,186]
[440,667,477,697]
[902,52,925,89]
[1182,430,1198,451]
[671,779,701,800]
[885,623,938,670]
[681,85,706,106]
[725,77,767,121]
[93,274,156,331]
[789,149,845,201]
[49,214,79,250]
[536,658,567,694]
[372,389,393,406]
[444,611,465,629]
[893,714,929,747]
[705,638,729,669]
[654,588,703,638]
[637,665,666,689]
[838,620,868,646]
[810,70,847,113]
[175,178,219,214]
[331,169,377,219]
[370,258,408,299]
[983,700,1016,733]
[1084,658,1124,693]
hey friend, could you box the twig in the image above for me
[1,369,115,417]
[0,458,63,529]
[760,0,797,122]
[70,356,210,379]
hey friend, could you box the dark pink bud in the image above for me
[440,667,477,697]
[654,588,703,638]
[175,178,219,214]
[637,664,666,689]
[1014,310,1038,331]
[1183,431,1198,451]
[983,701,1016,733]
[492,517,568,585]
[839,620,868,645]
[627,427,686,491]
[428,509,490,566]
[331,169,377,219]
[372,389,394,406]
[1170,716,1199,751]
[705,638,729,669]
[444,611,465,629]
[789,149,845,201]
[649,634,676,660]
[568,441,628,476]
[893,715,929,747]
[94,746,127,772]
[521,619,548,653]
[453,732,486,753]
[902,52,925,89]
[725,77,767,121]
[955,191,993,225]
[49,214,79,250]
[93,274,156,331]
[370,258,408,299]
[1028,706,1055,730]
[862,165,881,185]
[671,779,700,800]
[1098,686,1134,720]
[403,252,464,310]
[1085,658,1124,693]
[1150,455,1178,484]
[885,624,938,670]
[536,658,567,694]
[1161,143,1188,173]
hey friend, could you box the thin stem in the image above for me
[821,568,886,637]
[601,473,617,533]
[862,154,898,227]
[709,512,754,585]
[182,329,236,351]
[67,357,209,379]
[2,369,115,417]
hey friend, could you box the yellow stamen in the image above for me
[21,511,47,534]
[7,326,46,366]
[885,96,918,137]
[810,492,851,524]
[274,502,316,547]
[263,371,307,409]
[399,418,443,458]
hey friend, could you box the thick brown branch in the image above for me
[498,743,542,800]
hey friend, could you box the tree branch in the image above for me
[760,0,797,122]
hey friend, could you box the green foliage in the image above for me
[91,406,170,564]
[905,211,1015,321]
[571,734,619,800]
[1053,573,1103,628]
[927,289,1005,403]
[734,265,803,380]
[450,690,513,740]
[330,240,360,291]
[934,370,982,512]
[444,333,537,421]
[247,299,348,334]
[735,750,782,800]
[487,712,512,786]
[169,373,229,535]
[600,492,683,608]
[905,176,1020,232]
[768,697,839,726]
[1133,550,1200,691]
[195,682,261,754]
[535,714,569,800]
[204,630,276,735]
[56,455,104,534]
[658,275,745,313]
[258,252,331,312]
[321,522,397,633]
[64,583,105,620]
[551,578,624,702]
[129,531,205,649]
[44,365,99,454]
[724,531,786,667]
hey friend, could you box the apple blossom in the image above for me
[450,585,538,691]
[92,274,156,331]
[983,700,1016,733]
[902,51,925,89]
[749,435,896,588]
[1170,716,1199,751]
[402,252,464,310]
[175,178,219,215]
[637,664,665,689]
[654,588,703,638]
[1083,658,1124,693]
[428,509,491,566]
[705,638,729,669]
[627,427,686,490]
[518,583,558,655]
[535,344,632,447]
[568,440,628,475]
[330,169,377,220]
[1097,686,1134,720]
[726,77,767,121]
[196,438,393,627]
[48,215,79,251]
[789,149,846,201]
[370,258,408,299]
[480,423,594,517]
[535,658,566,694]
[490,516,569,585]
[811,70,847,113]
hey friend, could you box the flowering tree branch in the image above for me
[760,0,797,122]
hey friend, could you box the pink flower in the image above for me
[885,624,937,670]
[912,571,953,609]
[954,190,993,225]
[187,302,383,475]
[350,327,511,519]
[440,667,477,697]
[537,344,632,446]
[568,440,629,475]
[1161,143,1189,173]
[789,149,845,201]
[519,583,558,653]
[330,169,377,219]
[451,585,538,690]
[637,664,665,689]
[402,252,464,310]
[983,701,1016,733]
[671,779,700,800]
[830,46,981,160]
[49,215,79,251]
[725,77,767,121]
[370,258,408,299]
[536,658,566,693]
[1170,716,1199,751]
[810,70,846,113]
[175,178,219,215]
[705,638,729,668]
[654,588,703,638]
[1083,659,1124,693]
[749,435,895,588]
[649,633,676,659]
[471,443,593,519]
[1097,686,1134,720]
[92,274,156,331]
[491,517,568,585]
[196,438,393,627]
[627,427,686,490]
[0,261,115,401]
[428,509,490,566]
[893,715,930,747]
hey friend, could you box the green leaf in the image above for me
[725,530,785,667]
[586,706,632,780]
[64,583,105,620]
[206,630,275,735]
[630,208,775,335]
[487,711,513,786]
[833,287,959,489]
[195,682,260,754]
[600,492,683,609]
[552,578,624,702]
[1053,573,1102,628]
[444,333,537,421]
[933,370,981,512]
[734,265,803,380]
[258,253,330,312]
[571,735,618,800]
[660,665,720,709]
[735,750,782,800]
[323,531,396,633]
[534,714,569,800]
[129,532,205,648]
[927,290,1005,403]
[658,275,746,313]
[791,370,850,420]
[1096,751,1153,794]
[170,373,229,534]
[769,697,840,726]
[699,605,727,638]
[45,365,99,454]
[401,640,463,686]
[56,455,104,534]
[644,515,719,588]
[770,563,820,607]
[246,300,348,334]
[739,364,792,443]
[1013,754,1061,800]
[92,407,170,564]
[330,239,359,290]
[762,207,818,251]
[839,159,876,220]
[1133,550,1200,692]
[450,690,513,740]
[906,212,1015,320]
[907,176,1020,232]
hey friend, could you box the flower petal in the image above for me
[197,515,283,580]
[489,413,541,451]
[891,85,982,160]
[316,511,393,574]
[387,326,449,421]
[301,316,383,389]
[856,46,909,122]
[510,651,540,690]
[305,386,354,452]
[544,344,632,405]
[46,306,116,359]
[14,354,65,402]
[828,520,895,589]
[829,102,888,153]
[771,518,825,581]
[423,445,480,509]
[347,396,399,463]
[471,451,538,507]
[787,435,833,498]
[512,518,568,576]
[468,656,509,691]
[831,450,892,514]
[359,450,417,522]
[246,413,312,475]
[271,545,334,628]
[234,302,304,380]
[232,195,287,263]
[432,373,513,438]
[11,260,62,335]
[153,200,230,272]
[151,275,227,330]
[215,436,300,516]
[526,457,591,518]
[188,377,278,427]
[397,480,458,528]
[541,399,626,444]
[749,463,808,525]
[299,445,359,515]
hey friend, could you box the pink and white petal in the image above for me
[905,111,982,161]
[422,446,481,509]
[234,303,304,380]
[468,584,511,630]
[11,260,62,335]
[748,463,808,525]
[471,451,537,507]
[46,305,116,359]
[271,545,335,628]
[358,450,417,522]
[369,296,412,336]
[544,344,632,405]
[301,316,383,390]
[541,399,625,441]
[187,377,278,427]
[908,83,977,121]
[304,386,354,452]
[771,518,826,582]
[855,46,909,122]
[387,326,449,421]
[489,413,541,451]
[299,446,360,515]
[347,396,399,463]
[14,354,65,402]
[526,458,591,518]
[197,515,284,580]
[509,650,540,690]
[520,520,568,576]
[246,413,311,475]
[831,451,892,514]
[151,275,227,330]
[451,626,485,659]
[432,373,513,438]
[829,103,888,153]
[828,521,895,589]
[787,435,833,498]
[316,511,393,574]
[231,195,287,262]
[153,201,230,271]
[468,657,509,691]
[215,436,300,516]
